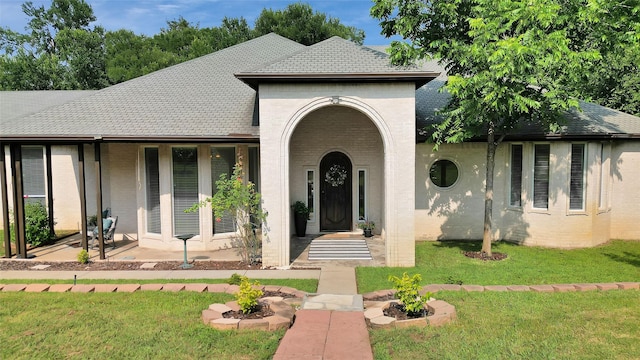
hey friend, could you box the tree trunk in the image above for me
[482,124,497,256]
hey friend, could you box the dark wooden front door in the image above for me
[320,152,352,231]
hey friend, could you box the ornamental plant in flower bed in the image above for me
[387,272,432,318]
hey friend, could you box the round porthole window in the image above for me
[429,160,459,188]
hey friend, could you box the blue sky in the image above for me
[0,0,399,45]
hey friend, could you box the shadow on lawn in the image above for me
[432,240,484,252]
[603,251,640,268]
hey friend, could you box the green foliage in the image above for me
[254,2,365,45]
[190,162,267,264]
[227,273,247,285]
[291,201,310,218]
[77,249,89,264]
[357,219,375,230]
[235,277,264,314]
[388,272,430,315]
[24,202,55,247]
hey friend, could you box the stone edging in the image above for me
[202,297,300,331]
[364,299,456,329]
[0,283,309,295]
[361,282,640,299]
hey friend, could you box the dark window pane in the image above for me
[533,144,550,208]
[145,148,161,234]
[211,147,236,234]
[429,160,458,188]
[510,145,523,207]
[570,144,585,210]
[173,147,199,235]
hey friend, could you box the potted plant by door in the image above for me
[358,219,375,238]
[292,201,311,237]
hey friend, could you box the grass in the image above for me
[0,278,318,293]
[357,240,640,293]
[371,290,640,360]
[0,291,283,360]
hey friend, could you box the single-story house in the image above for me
[1,33,639,267]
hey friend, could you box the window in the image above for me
[21,146,45,205]
[144,148,161,234]
[533,144,550,209]
[358,169,366,220]
[569,144,585,210]
[510,145,523,207]
[248,147,260,191]
[211,147,236,234]
[429,160,458,188]
[307,170,315,220]
[172,147,199,235]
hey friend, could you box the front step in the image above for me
[308,239,373,260]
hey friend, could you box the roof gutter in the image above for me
[0,134,260,144]
[235,71,441,90]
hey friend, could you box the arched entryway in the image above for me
[319,151,352,231]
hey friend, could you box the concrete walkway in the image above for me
[275,266,374,360]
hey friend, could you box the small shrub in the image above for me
[24,202,55,247]
[388,272,430,316]
[227,273,247,285]
[77,249,89,264]
[235,277,264,314]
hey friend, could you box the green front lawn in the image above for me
[357,240,640,293]
[371,290,640,360]
[0,291,282,360]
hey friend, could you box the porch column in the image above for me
[94,142,105,259]
[1,144,11,258]
[10,144,27,258]
[78,144,88,250]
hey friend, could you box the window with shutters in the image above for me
[533,144,550,209]
[569,144,586,210]
[172,147,199,235]
[510,144,523,207]
[21,146,46,205]
[144,148,161,234]
[211,147,236,234]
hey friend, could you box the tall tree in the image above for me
[254,2,365,45]
[372,0,599,255]
[0,0,107,90]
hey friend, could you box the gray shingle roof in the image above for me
[415,62,640,139]
[1,33,304,141]
[1,90,95,123]
[236,36,440,89]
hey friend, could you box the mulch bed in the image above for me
[0,260,263,271]
[463,251,508,261]
[383,302,433,320]
[223,302,275,320]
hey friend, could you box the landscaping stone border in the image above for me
[364,299,456,329]
[202,297,301,331]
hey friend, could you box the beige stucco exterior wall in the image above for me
[416,141,624,248]
[610,141,640,239]
[259,82,417,267]
[289,106,384,234]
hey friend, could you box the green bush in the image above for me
[235,278,264,314]
[227,273,247,285]
[77,249,89,264]
[24,202,55,247]
[388,272,430,316]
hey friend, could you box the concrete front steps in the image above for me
[273,309,373,360]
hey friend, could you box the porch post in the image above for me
[1,144,12,258]
[94,142,105,259]
[45,145,55,238]
[78,144,88,250]
[10,144,27,258]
